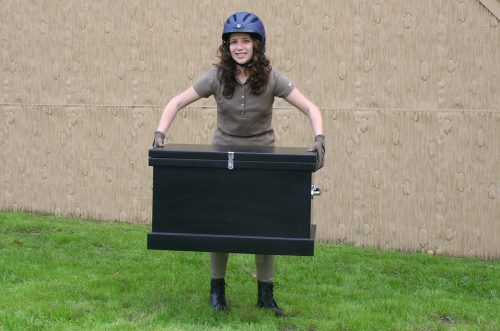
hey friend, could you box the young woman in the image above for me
[153,11,325,316]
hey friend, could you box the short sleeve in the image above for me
[193,67,219,98]
[273,69,295,98]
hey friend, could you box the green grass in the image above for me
[0,211,498,331]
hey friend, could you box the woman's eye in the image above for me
[229,39,251,45]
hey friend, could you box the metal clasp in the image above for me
[311,185,321,199]
[227,151,234,170]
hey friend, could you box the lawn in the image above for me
[0,211,498,330]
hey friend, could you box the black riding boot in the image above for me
[209,278,227,311]
[257,281,285,317]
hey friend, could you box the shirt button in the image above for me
[241,95,244,99]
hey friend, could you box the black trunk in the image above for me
[148,144,317,256]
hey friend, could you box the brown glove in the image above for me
[152,131,165,149]
[308,134,325,171]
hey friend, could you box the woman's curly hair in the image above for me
[216,34,271,99]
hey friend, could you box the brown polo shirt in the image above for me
[193,67,295,146]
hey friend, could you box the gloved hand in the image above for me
[152,131,165,149]
[308,134,325,171]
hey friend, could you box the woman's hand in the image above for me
[308,134,325,171]
[152,131,165,149]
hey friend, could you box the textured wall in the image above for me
[0,0,498,258]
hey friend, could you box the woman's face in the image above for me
[228,33,254,66]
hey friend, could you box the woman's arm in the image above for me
[156,86,202,133]
[152,86,202,148]
[283,88,323,136]
[284,87,325,170]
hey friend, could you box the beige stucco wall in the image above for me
[1,1,498,258]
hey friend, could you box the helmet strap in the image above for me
[232,58,255,69]
[243,60,255,68]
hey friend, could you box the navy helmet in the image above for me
[222,12,266,46]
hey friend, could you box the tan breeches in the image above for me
[210,252,275,283]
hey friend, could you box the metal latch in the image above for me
[311,185,321,199]
[227,151,234,170]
